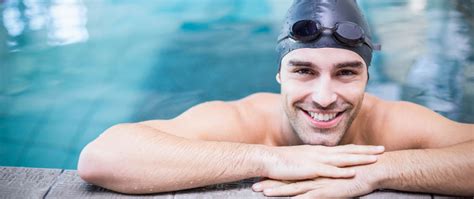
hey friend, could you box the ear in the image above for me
[275,73,281,84]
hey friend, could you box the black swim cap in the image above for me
[277,0,380,67]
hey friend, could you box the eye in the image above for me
[294,68,314,75]
[337,70,357,76]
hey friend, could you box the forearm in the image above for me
[77,123,269,194]
[374,141,474,196]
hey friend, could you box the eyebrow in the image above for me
[287,59,363,69]
[335,61,363,69]
[287,59,315,68]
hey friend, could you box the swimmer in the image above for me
[77,0,473,197]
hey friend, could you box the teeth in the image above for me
[309,112,337,122]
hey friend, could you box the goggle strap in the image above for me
[372,44,382,51]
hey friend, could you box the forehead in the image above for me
[281,48,366,68]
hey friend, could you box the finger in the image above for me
[263,181,317,197]
[323,154,378,167]
[292,189,323,199]
[332,144,385,155]
[252,179,289,192]
[310,164,356,178]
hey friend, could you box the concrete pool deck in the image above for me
[0,167,470,198]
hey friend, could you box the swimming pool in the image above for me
[1,0,473,169]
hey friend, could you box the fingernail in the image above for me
[348,169,356,175]
[264,188,273,194]
[370,155,378,161]
[252,183,261,191]
[377,146,385,151]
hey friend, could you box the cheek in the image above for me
[281,80,311,99]
[335,82,366,100]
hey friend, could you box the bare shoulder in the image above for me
[234,92,281,109]
[362,93,473,151]
[140,92,282,145]
[230,92,284,145]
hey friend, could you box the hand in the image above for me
[264,144,384,180]
[253,163,379,198]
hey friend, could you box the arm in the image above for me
[374,101,474,195]
[78,99,270,194]
[78,93,383,194]
[78,122,269,194]
[375,140,474,195]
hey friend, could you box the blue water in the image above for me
[0,0,473,169]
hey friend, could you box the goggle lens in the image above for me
[290,20,321,42]
[334,22,364,46]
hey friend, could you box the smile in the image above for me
[301,109,345,129]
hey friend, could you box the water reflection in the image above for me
[48,0,88,45]
[364,0,473,122]
[1,0,88,48]
[2,3,24,37]
[408,0,427,12]
[404,5,470,120]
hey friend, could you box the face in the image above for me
[278,48,368,146]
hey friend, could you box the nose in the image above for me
[311,78,337,108]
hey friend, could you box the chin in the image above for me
[300,130,345,146]
[293,114,350,146]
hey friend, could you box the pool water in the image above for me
[0,0,473,169]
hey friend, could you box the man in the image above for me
[77,0,473,198]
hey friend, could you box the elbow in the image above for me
[77,138,116,190]
[77,143,103,185]
[77,124,135,193]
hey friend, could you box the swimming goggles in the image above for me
[278,20,381,51]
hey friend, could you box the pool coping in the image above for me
[0,166,468,198]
